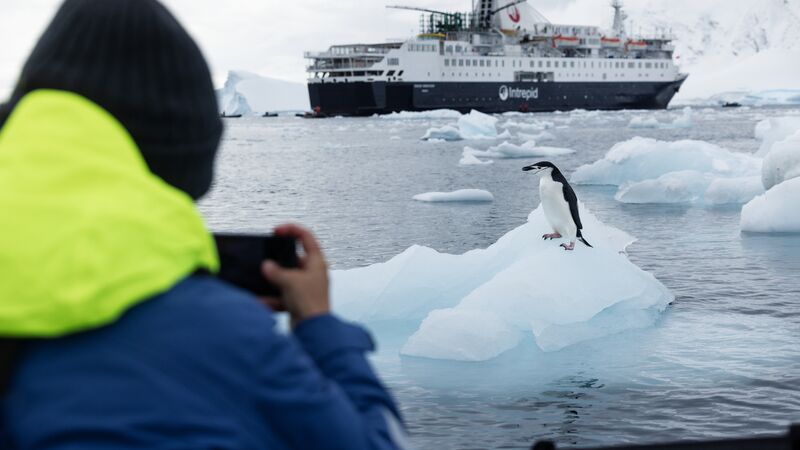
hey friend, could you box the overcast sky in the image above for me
[1,0,583,97]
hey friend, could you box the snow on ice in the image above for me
[572,137,763,205]
[413,189,494,203]
[754,116,800,156]
[331,206,673,360]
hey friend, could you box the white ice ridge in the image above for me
[215,70,309,115]
[464,141,575,160]
[421,110,511,141]
[412,189,494,203]
[571,137,763,205]
[741,177,800,233]
[380,109,462,120]
[331,206,673,360]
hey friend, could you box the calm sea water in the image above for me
[199,106,800,449]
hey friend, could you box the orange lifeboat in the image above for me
[553,34,580,48]
[600,36,622,48]
[625,39,648,51]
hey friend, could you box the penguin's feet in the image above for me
[542,233,562,240]
[560,242,576,251]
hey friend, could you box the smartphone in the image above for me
[213,234,300,297]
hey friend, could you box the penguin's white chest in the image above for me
[540,177,577,239]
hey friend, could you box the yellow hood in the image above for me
[0,90,219,337]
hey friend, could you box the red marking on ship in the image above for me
[508,6,521,23]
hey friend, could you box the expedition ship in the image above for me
[304,0,688,116]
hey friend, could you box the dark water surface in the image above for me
[200,106,800,449]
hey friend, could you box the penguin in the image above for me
[522,161,592,251]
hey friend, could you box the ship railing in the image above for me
[306,60,382,71]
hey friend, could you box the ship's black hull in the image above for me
[308,78,687,116]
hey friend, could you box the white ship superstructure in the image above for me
[305,0,688,115]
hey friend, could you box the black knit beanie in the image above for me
[0,0,222,200]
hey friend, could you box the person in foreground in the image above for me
[0,0,407,449]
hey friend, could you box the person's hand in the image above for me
[261,224,330,328]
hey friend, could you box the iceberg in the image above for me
[741,178,800,234]
[571,137,763,204]
[628,116,662,129]
[413,189,494,203]
[465,141,574,159]
[331,206,673,360]
[216,70,309,115]
[761,130,800,190]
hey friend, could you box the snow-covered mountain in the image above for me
[554,0,800,102]
[216,71,309,115]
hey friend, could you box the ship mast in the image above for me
[611,0,627,36]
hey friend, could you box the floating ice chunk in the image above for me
[761,130,800,190]
[572,137,761,186]
[741,177,800,233]
[501,120,555,131]
[402,310,521,361]
[670,107,694,128]
[615,171,715,204]
[389,136,401,140]
[421,110,506,141]
[413,189,494,203]
[457,110,501,140]
[754,116,800,156]
[518,131,556,142]
[466,141,574,159]
[332,206,673,360]
[459,150,494,166]
[628,116,661,129]
[380,109,462,120]
[573,137,763,205]
[705,176,765,205]
[421,125,462,141]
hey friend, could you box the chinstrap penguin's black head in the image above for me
[522,161,558,175]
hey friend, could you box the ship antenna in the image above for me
[611,0,627,36]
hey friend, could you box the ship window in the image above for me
[538,61,543,68]
[387,70,395,76]
[530,61,534,68]
[445,59,450,67]
[473,59,478,66]
[388,58,399,66]
[398,71,404,76]
[645,62,652,69]
[571,61,575,68]
[554,61,559,68]
[502,61,505,67]
[546,61,551,68]
[628,62,635,68]
[466,60,471,67]
[459,59,464,66]
[446,46,453,54]
[638,62,642,68]
[479,60,484,67]
[455,45,462,52]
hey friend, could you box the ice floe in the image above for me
[464,141,575,160]
[518,131,556,142]
[413,189,494,203]
[628,107,693,129]
[741,177,800,233]
[331,206,673,360]
[572,137,763,205]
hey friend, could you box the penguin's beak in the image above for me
[522,165,543,174]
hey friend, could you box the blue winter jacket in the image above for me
[1,276,406,449]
